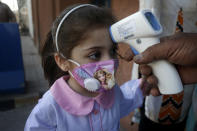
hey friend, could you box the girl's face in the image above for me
[58,27,116,97]
[69,27,116,69]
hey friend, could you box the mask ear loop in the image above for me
[68,59,80,66]
[67,59,80,78]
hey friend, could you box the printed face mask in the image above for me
[68,59,118,92]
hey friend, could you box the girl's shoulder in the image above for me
[39,90,54,104]
[32,90,58,114]
[25,90,58,129]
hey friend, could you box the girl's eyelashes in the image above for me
[86,45,117,61]
[88,51,101,60]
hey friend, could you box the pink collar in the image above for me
[50,76,114,116]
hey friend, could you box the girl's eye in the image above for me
[88,51,101,60]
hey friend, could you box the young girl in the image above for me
[25,4,152,131]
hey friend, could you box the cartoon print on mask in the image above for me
[75,68,91,80]
[94,68,115,90]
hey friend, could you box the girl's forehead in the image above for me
[76,28,113,49]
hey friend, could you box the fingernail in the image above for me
[134,54,142,62]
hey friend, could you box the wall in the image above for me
[31,0,55,49]
[31,0,90,49]
[111,0,139,20]
[27,0,33,38]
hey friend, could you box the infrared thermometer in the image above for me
[109,10,183,94]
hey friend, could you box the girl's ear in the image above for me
[54,53,70,71]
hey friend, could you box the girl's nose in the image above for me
[102,54,112,61]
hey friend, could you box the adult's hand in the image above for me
[139,64,160,96]
[118,49,160,96]
[133,33,197,84]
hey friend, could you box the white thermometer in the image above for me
[110,10,183,94]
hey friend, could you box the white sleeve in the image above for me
[119,79,144,118]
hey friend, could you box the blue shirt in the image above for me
[24,76,143,131]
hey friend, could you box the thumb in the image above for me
[123,47,135,61]
[117,47,135,61]
[133,43,169,64]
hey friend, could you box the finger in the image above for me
[146,75,160,96]
[140,75,159,96]
[143,82,152,96]
[139,64,152,76]
[143,75,158,96]
[122,48,135,61]
[142,82,160,96]
[146,75,158,86]
[150,87,161,96]
[140,80,152,96]
[133,43,169,64]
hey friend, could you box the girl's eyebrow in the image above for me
[84,43,114,50]
[83,46,104,51]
